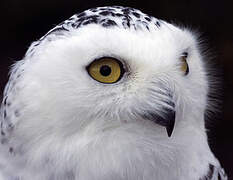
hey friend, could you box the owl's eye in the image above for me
[180,53,189,75]
[87,57,125,84]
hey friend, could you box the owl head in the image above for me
[0,6,211,179]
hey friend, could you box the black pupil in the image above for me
[100,65,112,76]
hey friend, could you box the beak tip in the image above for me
[166,126,174,137]
[166,111,175,137]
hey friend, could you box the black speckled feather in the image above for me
[200,164,227,180]
[25,6,162,56]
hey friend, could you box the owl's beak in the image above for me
[140,106,176,137]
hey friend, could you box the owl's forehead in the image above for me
[52,6,160,33]
[26,6,193,62]
[27,6,186,55]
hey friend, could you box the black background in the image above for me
[0,0,232,178]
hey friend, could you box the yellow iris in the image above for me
[87,57,123,83]
[180,56,189,75]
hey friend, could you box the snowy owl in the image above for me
[0,6,227,180]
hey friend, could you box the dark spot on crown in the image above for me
[71,21,80,28]
[155,21,161,27]
[101,19,117,27]
[122,16,131,28]
[110,12,116,17]
[135,21,149,30]
[99,11,115,16]
[132,24,137,30]
[115,13,123,17]
[81,21,90,26]
[88,15,99,20]
[99,11,109,16]
[132,12,140,18]
[145,17,151,22]
[76,17,86,23]
[121,8,132,15]
[77,12,86,18]
[82,16,98,25]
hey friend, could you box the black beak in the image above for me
[161,109,175,137]
[140,106,176,137]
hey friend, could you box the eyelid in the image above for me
[181,52,188,58]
